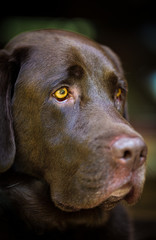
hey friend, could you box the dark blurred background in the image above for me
[0,1,156,239]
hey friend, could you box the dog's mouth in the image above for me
[54,183,133,212]
[101,183,133,210]
[109,183,132,198]
[53,164,146,212]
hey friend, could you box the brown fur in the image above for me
[0,30,147,239]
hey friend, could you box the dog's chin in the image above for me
[53,165,146,213]
[53,186,140,213]
[53,186,130,212]
[54,200,80,212]
[53,184,135,213]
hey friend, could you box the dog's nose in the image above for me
[111,137,147,170]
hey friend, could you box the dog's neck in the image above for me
[0,171,109,233]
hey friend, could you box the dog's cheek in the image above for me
[45,150,111,210]
[12,87,48,176]
[43,141,90,194]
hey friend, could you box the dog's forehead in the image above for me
[6,30,116,73]
[6,30,124,94]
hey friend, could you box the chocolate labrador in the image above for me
[0,29,147,240]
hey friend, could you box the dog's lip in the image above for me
[53,183,132,212]
[109,183,132,199]
[52,165,145,212]
[54,200,80,212]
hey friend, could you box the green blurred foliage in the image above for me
[0,17,97,43]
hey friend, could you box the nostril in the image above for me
[122,150,132,161]
[139,148,147,166]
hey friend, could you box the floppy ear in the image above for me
[123,102,129,120]
[101,45,129,120]
[0,50,17,173]
[101,45,124,76]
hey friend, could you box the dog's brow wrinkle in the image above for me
[46,71,69,88]
[68,65,84,79]
[105,71,118,83]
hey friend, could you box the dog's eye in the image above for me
[115,88,122,99]
[53,87,68,101]
[114,87,123,111]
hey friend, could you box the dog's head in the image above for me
[0,30,147,212]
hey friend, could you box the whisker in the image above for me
[6,183,21,189]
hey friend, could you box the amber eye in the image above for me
[53,87,68,101]
[116,88,122,99]
[114,87,124,112]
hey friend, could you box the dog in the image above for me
[0,29,147,240]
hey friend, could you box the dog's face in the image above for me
[0,30,147,212]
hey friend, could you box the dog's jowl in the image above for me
[0,29,147,240]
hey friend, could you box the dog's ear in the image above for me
[101,45,124,77]
[0,46,30,173]
[0,50,18,172]
[0,47,30,173]
[123,102,129,120]
[101,45,129,120]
